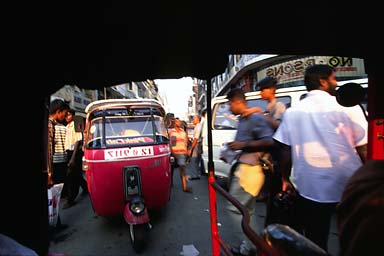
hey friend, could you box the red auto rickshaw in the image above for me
[82,99,172,252]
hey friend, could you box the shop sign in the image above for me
[257,56,366,84]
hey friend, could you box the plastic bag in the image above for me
[48,183,64,227]
[219,143,241,165]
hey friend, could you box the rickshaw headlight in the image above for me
[130,197,145,215]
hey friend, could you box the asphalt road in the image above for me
[48,168,340,256]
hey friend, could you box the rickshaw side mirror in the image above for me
[73,116,85,133]
[336,82,368,121]
[336,82,365,107]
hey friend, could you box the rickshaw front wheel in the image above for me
[129,223,150,253]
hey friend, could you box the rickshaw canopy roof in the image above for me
[3,3,383,256]
[85,99,165,115]
[24,2,381,97]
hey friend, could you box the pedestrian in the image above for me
[225,88,275,256]
[254,76,287,227]
[166,115,178,186]
[255,76,286,130]
[53,121,68,197]
[47,98,70,230]
[199,109,207,174]
[63,109,87,209]
[187,114,203,180]
[48,99,70,187]
[169,118,192,193]
[273,64,367,252]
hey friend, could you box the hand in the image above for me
[282,179,294,193]
[227,141,246,151]
[68,160,75,169]
[47,173,54,187]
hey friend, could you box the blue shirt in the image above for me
[235,113,274,153]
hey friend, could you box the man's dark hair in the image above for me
[67,108,76,116]
[49,99,70,115]
[226,87,245,101]
[304,64,336,91]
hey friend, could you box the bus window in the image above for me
[213,102,238,130]
[248,96,291,109]
[275,96,291,109]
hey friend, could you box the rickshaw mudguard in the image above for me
[123,204,150,224]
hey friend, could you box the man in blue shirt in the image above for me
[225,88,275,256]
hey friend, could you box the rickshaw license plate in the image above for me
[105,146,154,160]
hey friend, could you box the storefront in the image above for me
[214,55,367,97]
[257,56,366,89]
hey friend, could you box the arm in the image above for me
[264,114,281,130]
[274,139,293,192]
[242,107,263,117]
[227,138,274,152]
[265,102,286,130]
[356,144,367,164]
[188,138,198,157]
[68,140,81,169]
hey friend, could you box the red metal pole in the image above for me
[205,78,221,256]
[364,57,384,160]
[208,173,220,256]
[367,69,384,160]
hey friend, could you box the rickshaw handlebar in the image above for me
[210,181,280,256]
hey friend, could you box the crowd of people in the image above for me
[224,64,372,256]
[42,64,381,256]
[47,99,89,230]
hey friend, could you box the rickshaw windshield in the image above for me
[85,109,169,149]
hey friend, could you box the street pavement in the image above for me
[48,167,340,256]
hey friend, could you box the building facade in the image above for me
[50,80,162,115]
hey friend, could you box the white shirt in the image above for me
[273,90,367,203]
[193,122,202,142]
[65,121,83,151]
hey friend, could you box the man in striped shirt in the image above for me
[169,118,192,193]
[47,99,70,186]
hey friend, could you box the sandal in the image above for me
[183,187,192,193]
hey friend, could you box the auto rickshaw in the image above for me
[82,98,172,252]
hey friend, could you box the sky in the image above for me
[155,77,194,119]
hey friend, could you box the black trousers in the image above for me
[52,162,67,184]
[264,171,285,226]
[288,194,337,251]
[52,162,68,197]
[65,150,87,203]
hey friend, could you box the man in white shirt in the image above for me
[187,114,203,180]
[63,109,87,208]
[273,64,367,252]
